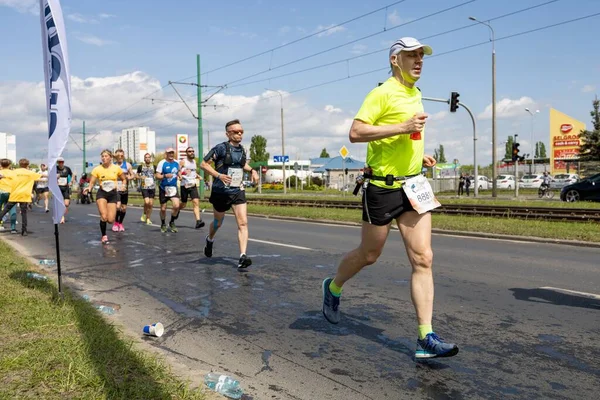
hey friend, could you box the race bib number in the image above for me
[184,180,196,189]
[165,186,177,197]
[402,175,441,214]
[58,177,67,186]
[144,178,154,188]
[101,181,116,192]
[227,168,243,188]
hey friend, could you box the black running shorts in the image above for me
[209,190,246,213]
[141,189,155,199]
[181,186,199,203]
[362,184,417,226]
[59,186,70,200]
[96,189,118,204]
[159,187,179,204]
[116,191,129,205]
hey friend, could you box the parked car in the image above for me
[519,174,547,189]
[476,176,491,190]
[550,173,579,189]
[496,174,515,189]
[560,173,600,202]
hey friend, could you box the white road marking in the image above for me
[88,214,100,218]
[539,287,600,300]
[248,238,311,250]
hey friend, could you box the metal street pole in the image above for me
[197,54,205,199]
[515,133,519,198]
[423,96,478,197]
[469,16,496,197]
[82,121,86,174]
[266,89,286,194]
[525,108,539,174]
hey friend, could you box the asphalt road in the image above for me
[3,203,599,400]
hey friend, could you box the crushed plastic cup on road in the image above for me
[39,259,56,266]
[143,322,164,337]
[26,272,48,281]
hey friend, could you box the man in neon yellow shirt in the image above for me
[0,158,17,232]
[0,158,41,236]
[322,37,458,360]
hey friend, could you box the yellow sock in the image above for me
[418,325,433,340]
[329,280,343,297]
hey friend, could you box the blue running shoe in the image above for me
[415,332,459,359]
[322,278,340,324]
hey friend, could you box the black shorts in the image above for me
[116,191,129,205]
[59,186,70,200]
[96,189,118,204]
[181,186,199,203]
[141,189,156,199]
[36,187,49,194]
[362,184,417,226]
[159,187,179,205]
[209,190,246,213]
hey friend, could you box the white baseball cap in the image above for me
[389,37,433,58]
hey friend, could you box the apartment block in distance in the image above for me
[114,127,156,164]
[0,132,16,163]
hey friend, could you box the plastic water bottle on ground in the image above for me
[204,373,243,399]
[95,305,115,315]
[26,272,48,281]
[39,259,56,266]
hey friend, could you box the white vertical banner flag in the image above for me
[40,0,71,224]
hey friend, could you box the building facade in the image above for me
[114,127,156,164]
[0,132,16,163]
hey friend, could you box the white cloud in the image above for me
[0,0,37,14]
[76,34,114,46]
[582,85,596,93]
[68,13,98,24]
[350,44,368,55]
[387,10,413,26]
[98,13,116,19]
[316,24,345,37]
[0,73,359,170]
[324,105,342,113]
[209,26,257,39]
[477,97,536,120]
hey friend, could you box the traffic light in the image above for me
[450,91,460,112]
[512,142,520,162]
[344,168,349,175]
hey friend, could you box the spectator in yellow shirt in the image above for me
[0,158,41,236]
[0,158,17,232]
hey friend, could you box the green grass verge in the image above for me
[0,240,205,400]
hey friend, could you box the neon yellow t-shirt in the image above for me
[7,169,41,202]
[354,77,425,189]
[91,164,123,188]
[0,169,15,193]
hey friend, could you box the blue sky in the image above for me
[0,0,599,171]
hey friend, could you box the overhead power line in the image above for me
[226,0,561,90]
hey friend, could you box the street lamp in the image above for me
[525,108,540,174]
[469,16,497,197]
[265,88,286,194]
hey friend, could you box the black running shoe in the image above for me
[322,278,340,324]
[204,235,213,257]
[237,254,252,269]
[195,220,205,229]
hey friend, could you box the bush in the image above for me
[311,176,324,186]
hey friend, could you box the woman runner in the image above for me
[84,150,126,244]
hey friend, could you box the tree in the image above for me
[433,145,447,163]
[579,97,600,161]
[153,152,165,166]
[249,135,269,162]
[319,148,330,158]
[504,136,515,160]
[535,141,547,158]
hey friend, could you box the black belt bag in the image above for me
[363,173,419,186]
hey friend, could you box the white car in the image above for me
[519,174,547,189]
[496,175,515,189]
[476,176,491,190]
[551,173,579,189]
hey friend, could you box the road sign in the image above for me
[293,162,299,172]
[273,155,289,163]
[339,145,349,159]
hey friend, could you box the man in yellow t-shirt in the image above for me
[0,158,18,232]
[0,158,41,236]
[322,37,459,360]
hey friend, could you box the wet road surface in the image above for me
[3,203,599,399]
